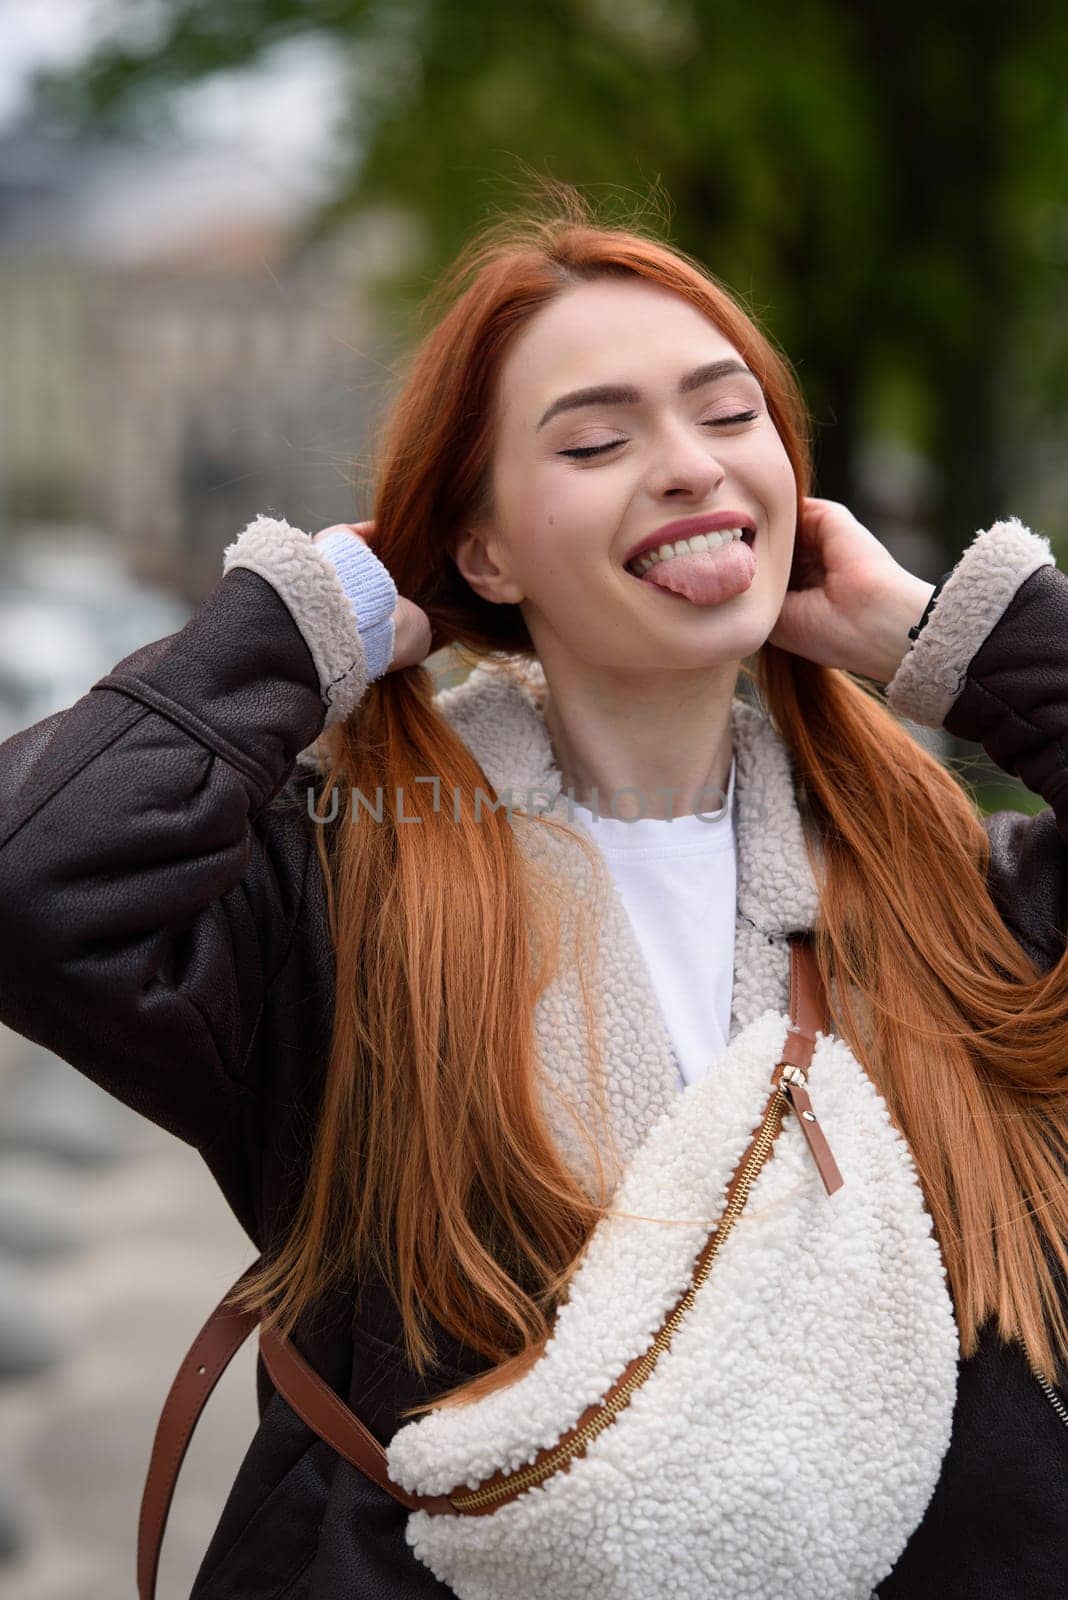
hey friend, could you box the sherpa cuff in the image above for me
[312,527,397,682]
[222,513,370,729]
[885,517,1055,729]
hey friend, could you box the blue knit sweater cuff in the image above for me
[312,529,398,682]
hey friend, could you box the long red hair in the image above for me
[230,182,1068,1408]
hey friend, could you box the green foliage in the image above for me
[30,0,1068,552]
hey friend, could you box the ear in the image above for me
[451,520,526,605]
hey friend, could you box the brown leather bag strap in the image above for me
[136,1282,455,1596]
[138,930,830,1596]
[137,1263,262,1600]
[256,1322,455,1515]
[788,928,826,1049]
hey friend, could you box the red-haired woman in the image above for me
[1,194,1066,1600]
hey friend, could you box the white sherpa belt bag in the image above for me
[139,932,960,1600]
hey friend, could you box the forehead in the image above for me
[496,278,742,428]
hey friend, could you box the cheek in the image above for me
[746,444,797,536]
[776,470,798,531]
[518,469,607,564]
[503,488,576,586]
[755,434,796,498]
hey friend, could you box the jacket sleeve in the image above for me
[885,516,1068,970]
[0,514,379,1151]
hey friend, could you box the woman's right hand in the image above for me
[312,521,433,674]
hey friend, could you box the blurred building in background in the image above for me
[0,111,414,601]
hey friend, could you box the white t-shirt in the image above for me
[568,756,737,1091]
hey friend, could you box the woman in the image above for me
[1,192,1066,1599]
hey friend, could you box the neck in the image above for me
[539,661,739,822]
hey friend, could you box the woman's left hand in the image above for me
[766,496,938,684]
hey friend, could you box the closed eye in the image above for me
[558,411,760,460]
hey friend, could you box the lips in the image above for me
[623,511,757,570]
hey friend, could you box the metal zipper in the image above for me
[438,1056,844,1516]
[1029,1359,1068,1433]
[1015,1333,1068,1434]
[447,1060,844,1514]
[448,1086,790,1512]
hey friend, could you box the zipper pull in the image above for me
[777,1065,844,1197]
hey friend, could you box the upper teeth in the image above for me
[629,528,749,574]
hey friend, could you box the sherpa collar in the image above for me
[433,658,822,1181]
[435,656,821,939]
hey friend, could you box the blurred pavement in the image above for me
[0,1022,259,1600]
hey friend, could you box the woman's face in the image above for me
[453,277,798,678]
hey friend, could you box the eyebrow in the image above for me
[535,359,760,431]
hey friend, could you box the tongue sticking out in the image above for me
[637,540,755,606]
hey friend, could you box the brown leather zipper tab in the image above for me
[776,937,845,1198]
[779,1074,844,1196]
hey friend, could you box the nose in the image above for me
[647,415,727,499]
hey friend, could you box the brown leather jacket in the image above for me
[0,551,1066,1599]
